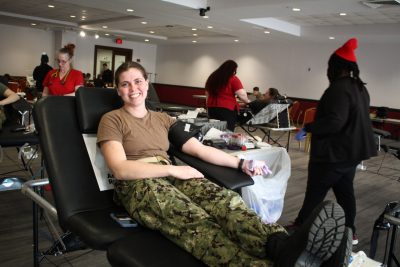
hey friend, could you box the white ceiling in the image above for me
[0,0,400,44]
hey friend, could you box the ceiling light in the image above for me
[207,26,213,29]
[203,16,209,19]
[81,18,86,21]
[193,33,198,36]
[95,34,99,39]
[31,23,37,26]
[149,31,155,34]
[192,28,197,31]
[329,36,335,40]
[145,39,149,42]
[81,16,86,19]
[82,10,86,13]
[234,39,239,42]
[141,21,148,24]
[48,4,55,8]
[105,33,110,36]
[292,8,301,12]
[126,8,134,12]
[79,30,86,37]
[102,25,108,29]
[339,13,347,16]
[264,30,270,34]
[70,15,76,18]
[192,40,197,43]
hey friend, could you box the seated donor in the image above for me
[42,43,84,96]
[248,87,282,114]
[97,61,351,267]
[248,86,263,101]
[0,82,20,129]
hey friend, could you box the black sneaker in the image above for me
[273,201,346,267]
[321,227,353,267]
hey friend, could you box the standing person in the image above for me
[206,60,250,131]
[97,61,350,267]
[42,44,84,96]
[101,63,113,86]
[33,53,53,93]
[291,38,377,245]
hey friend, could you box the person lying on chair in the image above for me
[247,88,287,114]
[97,61,351,267]
[0,82,21,130]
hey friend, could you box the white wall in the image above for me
[156,42,400,108]
[0,24,55,76]
[0,24,158,82]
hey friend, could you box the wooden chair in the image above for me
[288,100,300,127]
[298,107,316,152]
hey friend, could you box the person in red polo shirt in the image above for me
[206,60,250,131]
[42,43,84,96]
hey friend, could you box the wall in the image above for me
[156,41,400,108]
[0,24,158,82]
[0,24,55,76]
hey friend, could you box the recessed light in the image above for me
[82,10,86,13]
[234,39,239,42]
[79,30,86,37]
[149,31,155,34]
[95,34,99,39]
[207,26,213,29]
[145,39,149,42]
[339,13,347,16]
[203,16,209,19]
[48,4,55,8]
[193,33,198,36]
[292,8,301,12]
[141,21,148,24]
[264,30,270,34]
[126,8,134,12]
[192,40,197,43]
[192,28,197,31]
[81,16,86,19]
[31,23,37,26]
[102,25,108,29]
[81,18,86,21]
[70,15,76,18]
[329,36,335,40]
[105,33,110,36]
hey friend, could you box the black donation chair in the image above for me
[23,87,253,266]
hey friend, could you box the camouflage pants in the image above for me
[115,176,286,267]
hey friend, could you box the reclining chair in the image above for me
[238,101,296,151]
[23,87,253,266]
[0,98,40,191]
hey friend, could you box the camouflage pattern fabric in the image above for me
[115,165,286,267]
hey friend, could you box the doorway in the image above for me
[94,45,133,86]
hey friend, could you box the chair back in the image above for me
[289,101,300,122]
[302,107,316,126]
[33,88,121,228]
[247,103,291,128]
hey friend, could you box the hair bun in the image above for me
[64,43,76,56]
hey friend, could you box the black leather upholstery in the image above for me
[0,124,38,147]
[168,145,254,190]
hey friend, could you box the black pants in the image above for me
[208,107,237,132]
[295,161,358,233]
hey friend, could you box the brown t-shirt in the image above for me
[97,108,175,160]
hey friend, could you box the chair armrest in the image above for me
[168,146,254,190]
[373,128,391,138]
[21,178,57,219]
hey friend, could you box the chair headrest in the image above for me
[76,87,123,134]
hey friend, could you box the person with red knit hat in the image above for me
[291,38,377,247]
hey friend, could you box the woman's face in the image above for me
[57,53,71,73]
[117,67,148,107]
[263,89,271,101]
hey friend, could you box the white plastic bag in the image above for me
[235,148,291,224]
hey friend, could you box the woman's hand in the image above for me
[169,165,204,180]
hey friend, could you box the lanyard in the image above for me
[51,69,71,85]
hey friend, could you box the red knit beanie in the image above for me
[335,38,358,62]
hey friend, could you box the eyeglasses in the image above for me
[118,79,145,88]
[56,59,70,65]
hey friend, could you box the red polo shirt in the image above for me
[43,69,84,96]
[207,75,243,111]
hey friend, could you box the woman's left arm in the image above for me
[181,137,263,176]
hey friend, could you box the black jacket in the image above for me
[305,77,377,164]
[33,63,53,91]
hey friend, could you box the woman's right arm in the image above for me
[235,88,250,104]
[100,140,204,180]
[42,87,49,96]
